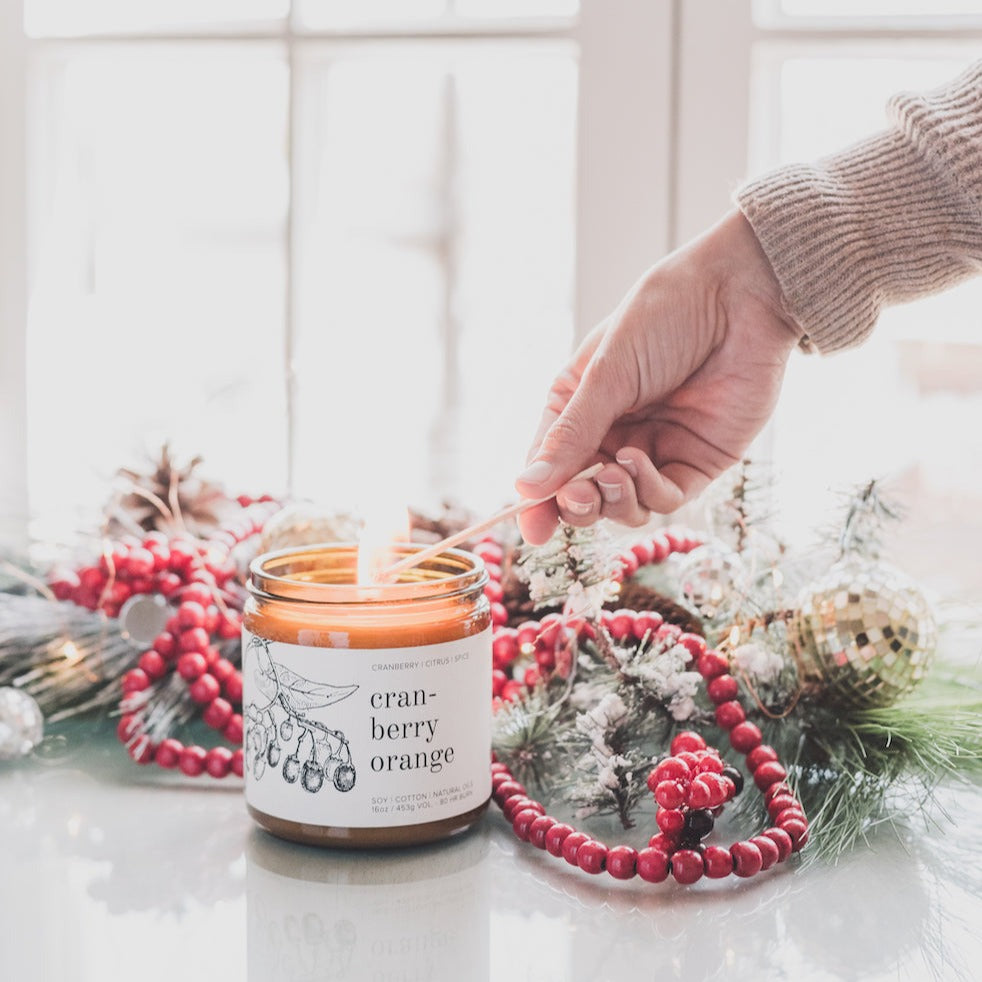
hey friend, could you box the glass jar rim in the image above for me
[248,542,487,606]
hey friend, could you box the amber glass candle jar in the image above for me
[242,543,492,848]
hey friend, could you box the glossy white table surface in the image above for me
[2,734,980,982]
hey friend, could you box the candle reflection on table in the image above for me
[246,825,490,982]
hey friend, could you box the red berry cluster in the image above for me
[491,634,810,885]
[50,500,279,779]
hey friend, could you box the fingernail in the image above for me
[598,481,622,504]
[615,455,638,477]
[562,498,594,516]
[518,460,554,486]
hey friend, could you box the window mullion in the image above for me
[0,4,29,547]
[573,0,675,339]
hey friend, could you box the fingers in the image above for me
[614,447,687,514]
[517,460,652,545]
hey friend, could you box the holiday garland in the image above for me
[0,450,980,879]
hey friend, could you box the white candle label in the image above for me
[241,629,492,828]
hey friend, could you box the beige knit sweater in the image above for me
[736,60,982,354]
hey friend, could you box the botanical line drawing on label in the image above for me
[244,635,359,795]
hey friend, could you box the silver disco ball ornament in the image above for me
[0,687,45,761]
[678,544,748,621]
[791,558,936,708]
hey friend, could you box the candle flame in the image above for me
[357,503,411,585]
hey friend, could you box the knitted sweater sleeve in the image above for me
[735,60,982,354]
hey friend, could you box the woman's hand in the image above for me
[515,210,799,545]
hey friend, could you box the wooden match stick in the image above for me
[375,462,605,583]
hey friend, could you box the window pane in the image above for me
[292,44,576,514]
[295,0,577,30]
[751,50,982,599]
[25,1,287,37]
[28,46,288,540]
[774,0,982,17]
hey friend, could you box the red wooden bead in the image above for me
[706,674,739,704]
[203,697,234,730]
[676,632,707,660]
[746,744,779,771]
[577,840,608,875]
[695,753,724,775]
[116,714,139,743]
[670,731,706,755]
[632,611,663,641]
[122,668,151,693]
[205,746,233,779]
[754,761,788,791]
[780,816,809,850]
[751,834,781,870]
[761,827,793,863]
[176,652,207,681]
[512,807,541,842]
[730,721,763,753]
[636,847,671,883]
[189,673,220,705]
[696,651,729,679]
[715,701,746,730]
[562,831,590,866]
[654,780,686,809]
[657,808,686,836]
[647,832,679,853]
[490,602,508,627]
[730,840,764,878]
[774,806,807,828]
[155,737,184,769]
[671,849,704,885]
[544,823,575,857]
[138,649,166,681]
[128,737,155,765]
[528,815,556,850]
[619,551,640,577]
[703,845,734,878]
[223,673,243,704]
[211,657,236,684]
[178,627,210,654]
[767,794,800,821]
[492,630,519,668]
[179,745,207,777]
[231,748,244,777]
[176,601,206,630]
[630,540,654,566]
[686,779,713,810]
[607,609,636,641]
[516,620,541,649]
[501,794,532,821]
[606,845,638,880]
[652,757,691,785]
[493,779,525,804]
[765,781,794,802]
[224,714,243,744]
[155,572,183,597]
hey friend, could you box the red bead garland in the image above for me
[491,640,809,884]
[51,499,278,779]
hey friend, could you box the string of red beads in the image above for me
[49,500,278,779]
[484,528,701,703]
[490,634,809,884]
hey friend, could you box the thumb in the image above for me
[515,361,620,497]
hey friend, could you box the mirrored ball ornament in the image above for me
[790,558,936,708]
[0,687,45,761]
[678,544,748,621]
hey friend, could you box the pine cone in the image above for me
[106,444,235,539]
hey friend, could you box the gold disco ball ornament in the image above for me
[791,558,936,708]
[678,544,748,622]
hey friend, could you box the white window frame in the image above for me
[0,0,676,543]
